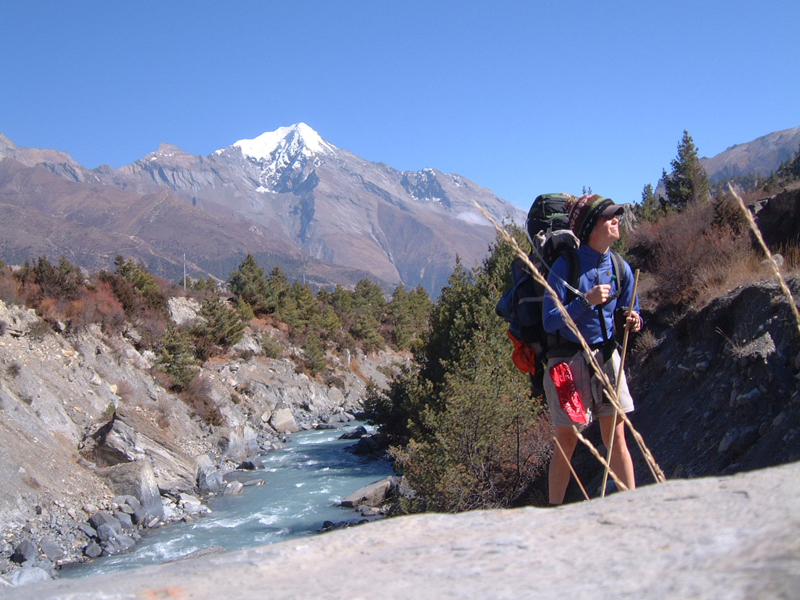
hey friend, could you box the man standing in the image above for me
[542,194,642,505]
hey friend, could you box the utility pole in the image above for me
[183,253,187,292]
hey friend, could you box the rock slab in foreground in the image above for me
[6,462,800,599]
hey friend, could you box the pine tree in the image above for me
[301,332,327,376]
[156,325,197,390]
[227,254,270,313]
[387,285,413,349]
[114,256,167,312]
[773,146,800,185]
[287,281,320,334]
[636,183,668,222]
[265,266,290,314]
[330,284,356,329]
[193,297,246,354]
[374,229,548,512]
[316,304,343,341]
[353,279,387,322]
[662,130,710,211]
[408,285,432,332]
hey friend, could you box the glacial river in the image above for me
[62,423,393,579]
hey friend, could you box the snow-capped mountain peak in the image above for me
[231,123,336,161]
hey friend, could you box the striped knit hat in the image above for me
[568,195,625,243]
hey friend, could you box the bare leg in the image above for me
[599,415,635,493]
[549,425,578,504]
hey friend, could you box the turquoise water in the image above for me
[61,424,392,579]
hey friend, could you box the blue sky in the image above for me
[2,1,798,211]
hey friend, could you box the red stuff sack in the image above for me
[508,330,537,374]
[548,362,587,424]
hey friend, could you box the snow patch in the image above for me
[232,123,336,161]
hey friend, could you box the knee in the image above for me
[554,427,578,455]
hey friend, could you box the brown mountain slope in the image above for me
[701,124,800,181]
[0,158,387,287]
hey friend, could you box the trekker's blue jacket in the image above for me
[542,244,640,346]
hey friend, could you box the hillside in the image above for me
[0,286,405,581]
[701,124,800,182]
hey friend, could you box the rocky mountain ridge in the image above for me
[0,125,522,296]
[701,124,800,182]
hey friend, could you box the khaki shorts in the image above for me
[543,349,634,429]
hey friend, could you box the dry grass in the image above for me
[156,394,173,429]
[181,376,224,426]
[630,190,800,318]
[629,201,760,312]
[115,380,135,404]
[730,185,800,339]
[632,329,658,356]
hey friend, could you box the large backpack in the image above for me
[496,194,578,357]
[495,193,626,391]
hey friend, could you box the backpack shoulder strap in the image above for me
[609,251,628,295]
[564,248,581,304]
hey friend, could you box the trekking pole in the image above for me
[601,269,640,498]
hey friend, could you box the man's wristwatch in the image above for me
[580,294,591,308]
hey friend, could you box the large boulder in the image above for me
[10,540,36,565]
[339,426,367,440]
[102,461,165,524]
[198,468,225,495]
[270,407,299,434]
[94,409,199,493]
[214,425,260,463]
[340,477,395,508]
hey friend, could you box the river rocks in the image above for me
[213,425,260,463]
[239,456,265,470]
[88,512,121,535]
[37,537,65,563]
[223,481,245,496]
[352,432,389,456]
[341,477,395,509]
[103,461,165,523]
[0,294,402,582]
[319,519,369,533]
[178,494,210,516]
[83,542,102,559]
[270,406,299,434]
[339,426,367,440]
[81,511,140,558]
[198,467,225,495]
[114,496,145,525]
[10,540,36,565]
[96,410,200,493]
